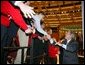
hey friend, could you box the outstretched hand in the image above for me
[15,1,35,18]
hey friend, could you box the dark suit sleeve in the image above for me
[66,42,78,52]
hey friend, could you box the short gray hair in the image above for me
[68,30,76,40]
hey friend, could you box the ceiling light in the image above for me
[62,12,64,13]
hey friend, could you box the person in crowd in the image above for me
[46,28,60,64]
[37,25,60,64]
[58,35,65,64]
[56,30,79,64]
[25,20,45,64]
[1,1,35,64]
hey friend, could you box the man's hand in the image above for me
[38,36,43,40]
[46,35,51,40]
[42,35,48,41]
[55,42,62,46]
[25,28,32,34]
[25,25,32,34]
[14,1,35,18]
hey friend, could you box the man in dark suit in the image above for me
[56,31,79,64]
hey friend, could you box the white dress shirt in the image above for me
[62,39,71,49]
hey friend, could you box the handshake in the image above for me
[55,39,65,46]
[55,42,62,46]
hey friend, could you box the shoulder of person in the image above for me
[70,39,78,45]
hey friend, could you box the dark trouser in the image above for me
[6,21,19,44]
[26,38,44,64]
[59,47,63,64]
[1,25,8,64]
[43,41,49,64]
[1,21,19,64]
[33,38,44,64]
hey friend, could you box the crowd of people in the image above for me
[1,1,81,64]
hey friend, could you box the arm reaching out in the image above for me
[14,1,35,18]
